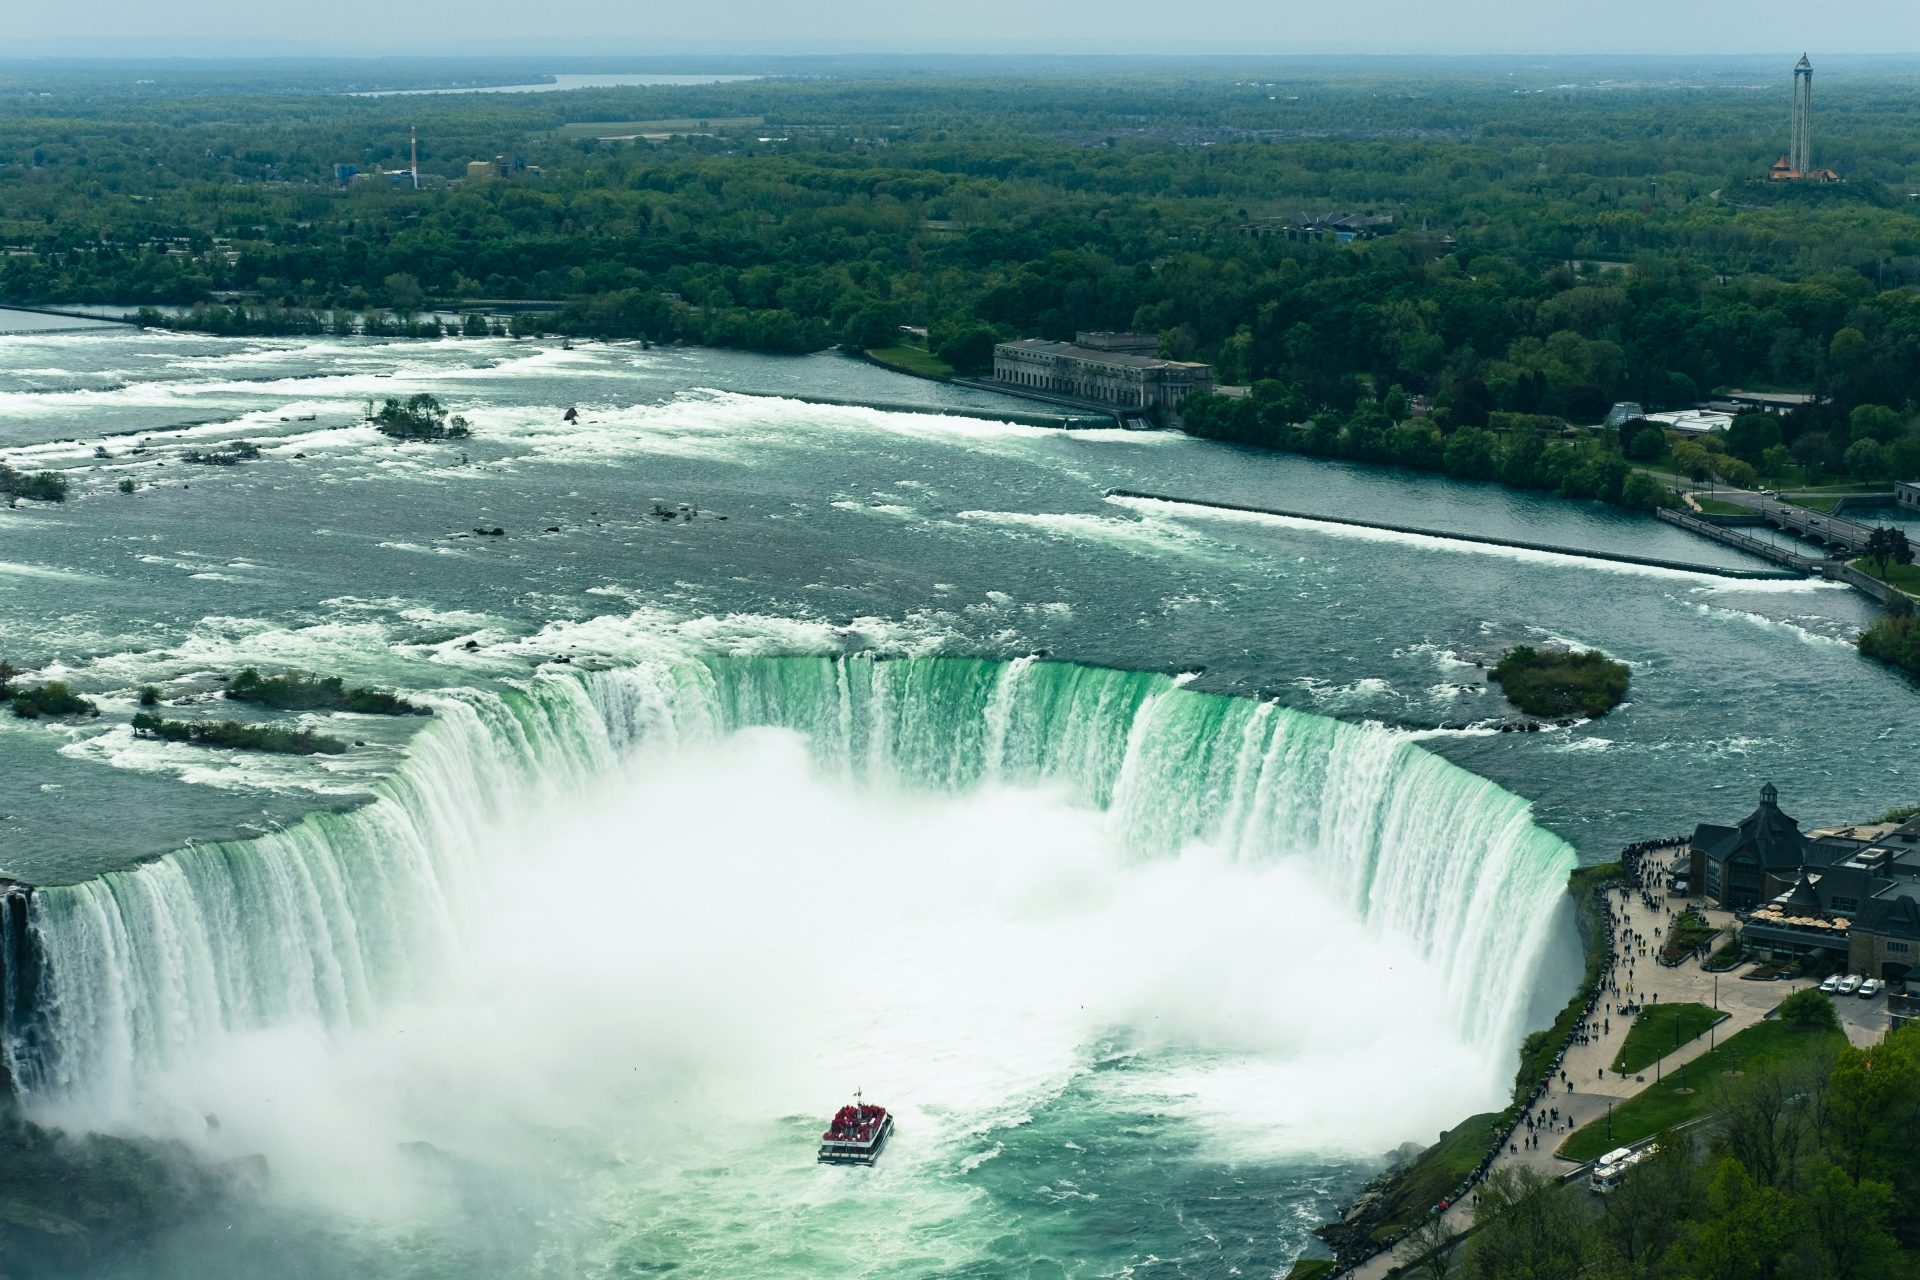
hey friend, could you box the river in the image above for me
[0,327,1909,1278]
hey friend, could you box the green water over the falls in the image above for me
[0,331,1910,1277]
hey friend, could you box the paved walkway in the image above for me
[1343,852,1889,1279]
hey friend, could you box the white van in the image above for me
[1838,974,1862,995]
[1820,974,1841,994]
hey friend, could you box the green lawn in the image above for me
[866,344,953,380]
[1285,1260,1338,1280]
[1562,1019,1843,1161]
[1611,1003,1726,1074]
[1851,558,1920,595]
[1693,497,1752,516]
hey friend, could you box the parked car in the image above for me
[1860,978,1883,998]
[1838,974,1862,995]
[1820,974,1842,994]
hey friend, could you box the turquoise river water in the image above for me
[0,326,1911,1278]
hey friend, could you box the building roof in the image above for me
[1693,782,1807,871]
[1858,881,1920,940]
[996,339,1209,372]
[1773,870,1826,916]
[1720,389,1819,407]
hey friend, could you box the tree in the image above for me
[1565,382,1609,424]
[1791,432,1837,485]
[1863,526,1913,581]
[1625,423,1665,461]
[1672,439,1713,482]
[372,393,469,441]
[841,305,901,352]
[1829,327,1869,374]
[1760,444,1791,480]
[1849,403,1904,446]
[1384,383,1410,423]
[1466,1166,1590,1280]
[1843,439,1888,482]
[1443,427,1498,480]
[1779,987,1840,1031]
[1726,413,1783,464]
[1803,1162,1897,1280]
[1405,1209,1461,1280]
[1451,378,1492,429]
[383,271,426,312]
[1621,471,1668,511]
[1715,457,1758,490]
[1674,1158,1803,1280]
[1712,1059,1818,1190]
[933,325,1000,375]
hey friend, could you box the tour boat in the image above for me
[817,1091,894,1165]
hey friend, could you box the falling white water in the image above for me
[16,655,1575,1272]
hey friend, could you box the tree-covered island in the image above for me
[1489,645,1631,718]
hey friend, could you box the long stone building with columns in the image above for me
[991,332,1212,427]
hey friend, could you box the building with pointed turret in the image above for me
[1688,784,1920,980]
[1691,782,1813,910]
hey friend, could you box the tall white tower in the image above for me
[1790,55,1813,175]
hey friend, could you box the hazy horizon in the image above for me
[3,0,1916,59]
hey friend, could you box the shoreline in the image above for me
[1305,841,1676,1277]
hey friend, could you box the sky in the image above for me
[4,0,1917,57]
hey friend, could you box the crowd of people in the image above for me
[1407,840,1693,1250]
[1331,836,1698,1276]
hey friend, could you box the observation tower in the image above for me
[1769,55,1840,182]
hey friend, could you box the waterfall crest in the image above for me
[15,656,1574,1111]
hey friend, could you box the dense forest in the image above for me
[1,58,1918,484]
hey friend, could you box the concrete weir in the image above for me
[1108,490,1803,580]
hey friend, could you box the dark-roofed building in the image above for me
[1844,818,1920,981]
[1691,783,1822,911]
[1720,809,1920,980]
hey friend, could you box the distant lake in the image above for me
[353,73,763,97]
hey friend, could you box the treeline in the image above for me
[1182,385,1670,509]
[1440,1006,1920,1280]
[4,69,1920,435]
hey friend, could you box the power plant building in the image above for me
[992,332,1212,426]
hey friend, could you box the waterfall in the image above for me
[12,655,1575,1113]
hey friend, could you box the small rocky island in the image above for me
[1489,645,1630,719]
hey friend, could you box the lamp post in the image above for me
[1607,1100,1614,1142]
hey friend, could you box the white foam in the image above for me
[1112,494,1780,584]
